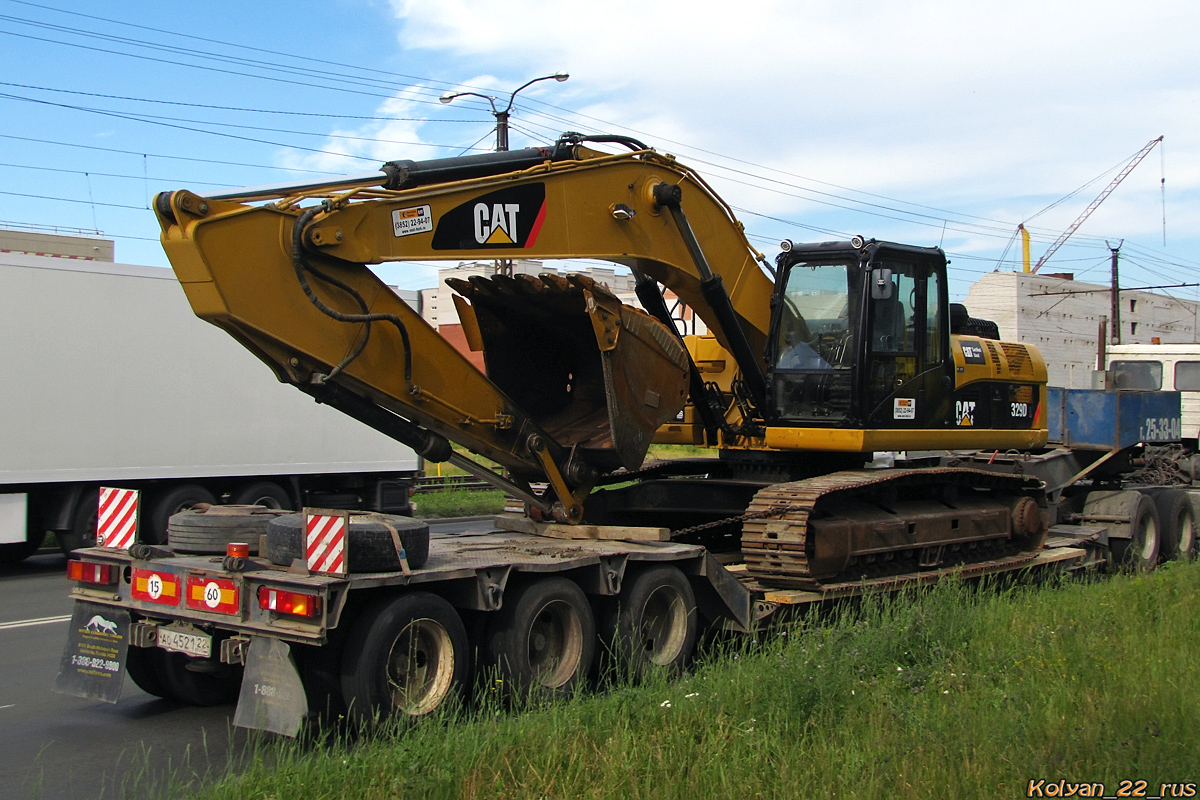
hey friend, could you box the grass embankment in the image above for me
[413,488,506,519]
[187,561,1200,800]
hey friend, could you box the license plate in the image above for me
[157,627,211,658]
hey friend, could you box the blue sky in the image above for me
[1,0,1197,302]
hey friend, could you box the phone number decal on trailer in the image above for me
[1141,416,1182,442]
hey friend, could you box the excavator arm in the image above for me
[155,135,774,522]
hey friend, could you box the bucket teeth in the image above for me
[444,276,474,297]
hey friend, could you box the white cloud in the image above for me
[366,0,1200,294]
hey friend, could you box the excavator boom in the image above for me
[155,136,773,521]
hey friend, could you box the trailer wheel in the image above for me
[159,651,242,707]
[147,485,216,546]
[264,513,429,572]
[487,577,595,699]
[1152,489,1196,561]
[231,481,292,509]
[340,592,468,723]
[1111,494,1161,570]
[125,646,172,699]
[601,566,697,679]
[58,488,99,554]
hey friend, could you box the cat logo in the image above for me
[955,400,976,427]
[474,203,520,244]
[960,342,986,364]
[432,184,547,250]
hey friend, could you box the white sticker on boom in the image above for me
[392,205,433,237]
[893,397,916,420]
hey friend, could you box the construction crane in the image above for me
[1030,135,1163,273]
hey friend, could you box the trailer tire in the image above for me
[125,646,172,699]
[231,481,292,509]
[264,513,429,572]
[600,565,697,679]
[147,485,217,546]
[486,577,595,699]
[1153,489,1196,561]
[159,651,242,707]
[1111,494,1161,570]
[58,488,99,554]
[340,592,468,723]
[167,505,288,555]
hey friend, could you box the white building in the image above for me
[964,271,1199,388]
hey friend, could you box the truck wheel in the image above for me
[264,513,430,572]
[601,566,697,679]
[486,577,595,699]
[231,481,292,509]
[1111,494,1161,570]
[1152,489,1196,561]
[1182,494,1200,560]
[340,592,468,723]
[58,488,99,554]
[167,506,287,555]
[125,646,172,699]
[159,651,242,707]
[0,534,44,565]
[147,485,217,546]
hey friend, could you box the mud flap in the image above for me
[232,637,308,737]
[53,601,130,703]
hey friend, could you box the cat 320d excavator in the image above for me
[155,132,1050,589]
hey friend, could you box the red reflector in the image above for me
[257,586,320,618]
[130,568,182,606]
[67,559,115,585]
[186,575,240,615]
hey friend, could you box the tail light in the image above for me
[257,586,320,618]
[67,560,117,586]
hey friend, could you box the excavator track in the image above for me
[741,468,1047,589]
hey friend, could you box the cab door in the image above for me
[862,255,951,428]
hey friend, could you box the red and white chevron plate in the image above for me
[304,511,347,575]
[97,487,139,549]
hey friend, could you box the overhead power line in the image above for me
[0,132,346,174]
[6,0,464,91]
[0,81,479,123]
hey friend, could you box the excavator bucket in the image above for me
[446,273,689,472]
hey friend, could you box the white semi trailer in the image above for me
[0,246,420,564]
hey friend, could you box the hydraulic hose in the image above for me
[290,206,414,386]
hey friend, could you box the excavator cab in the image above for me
[768,239,951,430]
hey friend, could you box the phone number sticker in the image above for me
[392,205,433,237]
[1141,416,1182,442]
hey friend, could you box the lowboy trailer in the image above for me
[55,386,1194,736]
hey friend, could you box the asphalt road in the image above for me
[0,517,494,800]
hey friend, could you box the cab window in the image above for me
[1175,361,1200,391]
[1111,360,1163,390]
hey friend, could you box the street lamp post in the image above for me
[440,73,569,276]
[440,71,569,152]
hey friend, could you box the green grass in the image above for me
[413,488,507,519]
[169,562,1200,800]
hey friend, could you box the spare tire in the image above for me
[167,505,290,555]
[264,512,429,573]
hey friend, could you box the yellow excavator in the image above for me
[156,132,1049,589]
